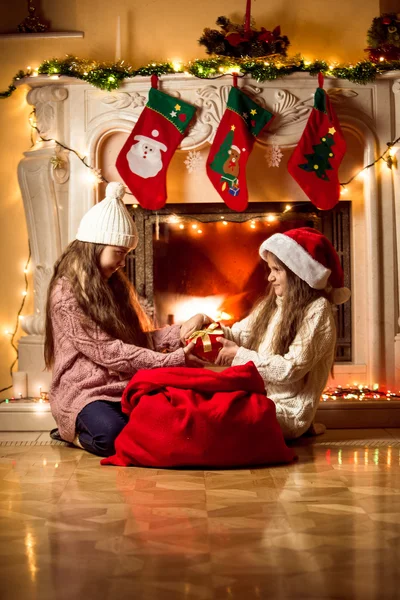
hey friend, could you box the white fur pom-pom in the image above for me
[329,287,351,305]
[105,181,125,200]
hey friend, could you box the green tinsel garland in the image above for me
[1,54,399,99]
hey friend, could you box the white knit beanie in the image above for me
[76,182,138,249]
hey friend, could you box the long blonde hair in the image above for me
[44,240,152,368]
[247,252,330,355]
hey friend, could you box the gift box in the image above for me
[228,186,240,196]
[186,322,224,362]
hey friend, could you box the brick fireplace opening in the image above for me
[127,201,351,362]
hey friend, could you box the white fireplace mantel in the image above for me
[15,72,400,394]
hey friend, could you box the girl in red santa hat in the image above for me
[196,227,350,440]
[45,182,201,457]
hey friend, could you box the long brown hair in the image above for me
[44,240,152,368]
[247,252,331,355]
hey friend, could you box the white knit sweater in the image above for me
[222,296,336,439]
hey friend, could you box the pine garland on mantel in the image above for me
[2,54,400,98]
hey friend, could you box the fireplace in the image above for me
[15,72,400,393]
[127,201,351,362]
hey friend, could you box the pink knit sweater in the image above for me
[49,278,185,442]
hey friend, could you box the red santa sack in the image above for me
[101,362,296,468]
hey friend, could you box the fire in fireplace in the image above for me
[126,202,351,361]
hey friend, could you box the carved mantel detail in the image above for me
[27,85,68,139]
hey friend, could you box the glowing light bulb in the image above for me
[87,172,99,185]
[172,60,182,72]
[179,224,184,230]
[266,215,276,222]
[250,221,256,229]
[220,216,225,219]
[197,229,203,234]
[133,204,138,209]
[191,224,198,230]
[389,146,398,157]
[24,268,29,273]
[379,56,385,62]
[225,65,240,74]
[222,221,228,226]
[340,186,347,195]
[285,204,292,211]
[22,291,27,296]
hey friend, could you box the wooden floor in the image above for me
[1,429,400,599]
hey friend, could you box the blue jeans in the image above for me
[76,400,129,457]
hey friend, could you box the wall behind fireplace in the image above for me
[0,0,378,396]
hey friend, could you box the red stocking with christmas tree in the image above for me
[207,77,274,212]
[287,73,346,210]
[116,75,197,210]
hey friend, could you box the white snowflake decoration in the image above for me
[184,150,204,174]
[265,143,283,168]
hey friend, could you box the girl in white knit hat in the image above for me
[45,182,199,456]
[186,227,351,440]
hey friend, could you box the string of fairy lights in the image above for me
[2,76,400,398]
[0,249,31,394]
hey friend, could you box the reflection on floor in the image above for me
[1,428,400,599]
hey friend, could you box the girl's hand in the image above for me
[180,313,211,343]
[214,337,239,367]
[183,341,208,367]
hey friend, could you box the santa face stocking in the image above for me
[287,73,346,210]
[207,84,274,212]
[116,75,196,210]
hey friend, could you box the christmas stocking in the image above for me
[207,80,274,212]
[287,73,346,210]
[116,75,197,210]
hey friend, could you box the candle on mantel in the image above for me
[115,15,121,62]
[12,372,28,399]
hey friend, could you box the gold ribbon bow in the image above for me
[188,322,224,353]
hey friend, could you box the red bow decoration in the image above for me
[258,25,281,43]
[225,30,251,47]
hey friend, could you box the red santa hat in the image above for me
[259,227,351,305]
